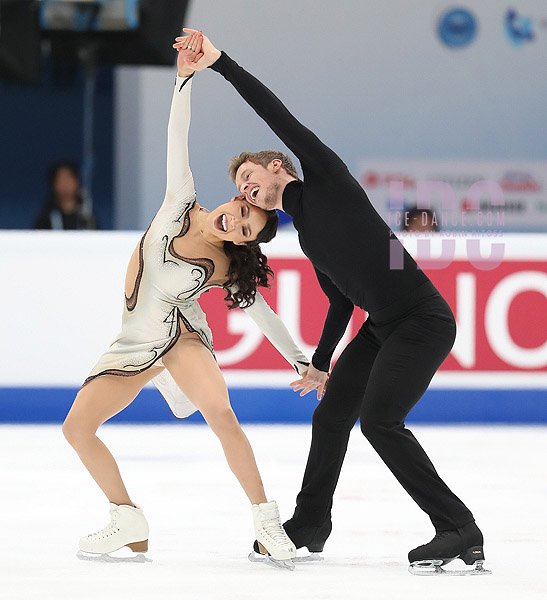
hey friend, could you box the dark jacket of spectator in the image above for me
[34,161,98,230]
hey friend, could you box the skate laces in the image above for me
[260,514,290,545]
[87,510,120,540]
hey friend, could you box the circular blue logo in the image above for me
[438,8,478,48]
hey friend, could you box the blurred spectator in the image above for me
[34,161,98,230]
[402,206,438,232]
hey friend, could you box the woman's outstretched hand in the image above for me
[290,364,330,401]
[173,28,221,74]
[174,29,204,76]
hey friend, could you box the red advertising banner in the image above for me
[199,256,546,383]
[425,261,547,373]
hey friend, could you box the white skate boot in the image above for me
[77,503,151,563]
[248,501,296,570]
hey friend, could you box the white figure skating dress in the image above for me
[84,75,309,418]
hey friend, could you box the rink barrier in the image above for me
[1,232,545,423]
[1,387,545,424]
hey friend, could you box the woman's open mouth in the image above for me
[215,214,228,232]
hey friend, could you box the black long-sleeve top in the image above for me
[211,52,434,371]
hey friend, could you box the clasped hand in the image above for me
[290,364,330,401]
[173,28,221,75]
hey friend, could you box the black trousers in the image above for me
[293,292,475,532]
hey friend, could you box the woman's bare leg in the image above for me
[162,337,267,505]
[62,368,162,506]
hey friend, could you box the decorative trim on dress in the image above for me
[81,312,183,388]
[167,207,215,286]
[125,226,150,311]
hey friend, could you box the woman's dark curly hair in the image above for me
[222,209,279,309]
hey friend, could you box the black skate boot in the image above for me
[281,517,332,561]
[408,521,491,576]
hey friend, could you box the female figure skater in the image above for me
[62,32,306,569]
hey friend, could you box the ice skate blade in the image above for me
[408,559,491,576]
[248,551,295,571]
[77,550,152,563]
[293,552,324,563]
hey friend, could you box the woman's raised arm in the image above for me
[164,74,195,205]
[164,32,204,206]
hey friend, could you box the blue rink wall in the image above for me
[1,387,545,424]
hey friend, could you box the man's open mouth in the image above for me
[250,186,259,201]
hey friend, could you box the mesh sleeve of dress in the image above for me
[240,289,309,375]
[163,74,196,207]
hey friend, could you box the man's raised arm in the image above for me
[175,29,346,173]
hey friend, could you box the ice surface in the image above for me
[1,424,546,600]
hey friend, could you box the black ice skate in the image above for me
[408,522,491,576]
[281,517,332,562]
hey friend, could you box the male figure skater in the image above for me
[176,30,488,575]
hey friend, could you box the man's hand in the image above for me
[174,29,204,76]
[290,364,330,401]
[173,28,221,73]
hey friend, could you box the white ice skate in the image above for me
[248,501,296,570]
[77,503,151,563]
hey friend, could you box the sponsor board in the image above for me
[0,232,544,392]
[201,238,547,389]
[359,160,547,232]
